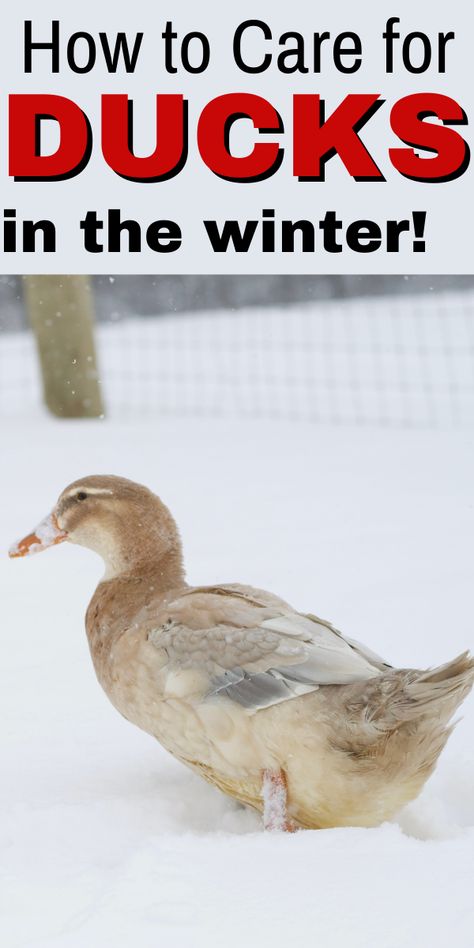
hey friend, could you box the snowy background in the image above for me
[1,283,474,947]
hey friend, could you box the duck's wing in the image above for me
[148,586,388,713]
[304,613,391,674]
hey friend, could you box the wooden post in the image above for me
[23,275,104,418]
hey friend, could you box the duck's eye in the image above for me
[76,491,88,502]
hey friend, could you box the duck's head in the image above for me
[9,474,183,581]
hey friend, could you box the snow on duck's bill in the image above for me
[9,513,68,558]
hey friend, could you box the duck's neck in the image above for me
[89,513,186,615]
[88,499,186,587]
[103,543,186,590]
[84,499,188,683]
[87,546,187,643]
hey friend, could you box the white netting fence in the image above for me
[1,289,474,427]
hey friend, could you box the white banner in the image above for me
[0,1,472,273]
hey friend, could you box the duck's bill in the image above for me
[9,512,68,558]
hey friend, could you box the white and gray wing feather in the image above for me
[148,610,386,713]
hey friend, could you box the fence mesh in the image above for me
[1,289,474,428]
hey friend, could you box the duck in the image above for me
[9,474,474,832]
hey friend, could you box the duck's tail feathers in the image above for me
[406,651,474,719]
[364,651,474,736]
[347,651,474,738]
[335,653,473,783]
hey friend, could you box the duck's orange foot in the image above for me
[262,769,297,832]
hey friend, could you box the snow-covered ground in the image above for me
[1,412,474,947]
